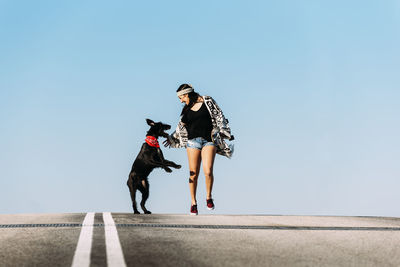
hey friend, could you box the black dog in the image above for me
[127,119,181,214]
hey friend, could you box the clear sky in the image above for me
[1,0,399,216]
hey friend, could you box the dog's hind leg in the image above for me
[139,180,151,214]
[127,174,140,214]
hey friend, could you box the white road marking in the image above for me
[71,212,95,267]
[103,212,127,267]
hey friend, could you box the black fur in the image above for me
[127,119,181,214]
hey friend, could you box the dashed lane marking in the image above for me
[71,212,95,267]
[114,224,400,231]
[0,223,83,228]
[1,223,400,231]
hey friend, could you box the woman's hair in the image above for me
[177,84,201,116]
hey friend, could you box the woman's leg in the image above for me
[187,147,202,205]
[201,145,217,200]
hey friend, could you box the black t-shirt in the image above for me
[181,102,213,141]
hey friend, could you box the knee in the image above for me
[128,172,135,183]
[203,169,214,178]
[189,171,199,183]
[189,170,199,178]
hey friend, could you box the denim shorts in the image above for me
[187,137,215,150]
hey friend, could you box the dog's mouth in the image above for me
[161,125,171,138]
[160,131,169,138]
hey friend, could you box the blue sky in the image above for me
[1,0,399,216]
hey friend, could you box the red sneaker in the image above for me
[207,199,215,210]
[190,204,198,215]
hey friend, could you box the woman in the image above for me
[163,84,234,215]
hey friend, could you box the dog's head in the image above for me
[146,119,171,138]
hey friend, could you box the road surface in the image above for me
[1,213,400,266]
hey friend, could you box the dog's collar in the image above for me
[145,136,160,148]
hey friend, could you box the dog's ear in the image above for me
[146,119,155,126]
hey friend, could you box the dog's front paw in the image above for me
[175,165,182,169]
[165,167,172,173]
[144,210,152,214]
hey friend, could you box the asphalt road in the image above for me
[1,213,400,266]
